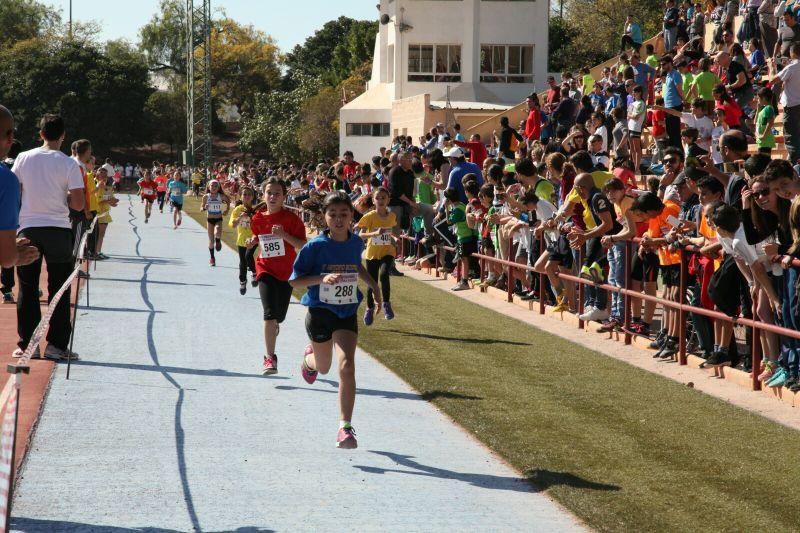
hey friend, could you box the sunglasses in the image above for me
[753,188,772,198]
[664,158,679,164]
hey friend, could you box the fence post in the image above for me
[678,255,688,365]
[751,304,763,392]
[577,247,585,330]
[538,235,546,315]
[623,241,632,345]
[506,237,514,303]
[5,364,29,528]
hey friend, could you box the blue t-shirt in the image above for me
[290,231,365,318]
[167,180,188,204]
[634,62,655,89]
[630,23,643,44]
[447,162,484,203]
[663,70,683,108]
[0,165,20,232]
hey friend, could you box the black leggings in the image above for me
[157,191,166,210]
[237,246,256,282]
[366,256,393,308]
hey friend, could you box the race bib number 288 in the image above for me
[319,273,358,305]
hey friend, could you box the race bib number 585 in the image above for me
[319,273,358,305]
[259,234,285,258]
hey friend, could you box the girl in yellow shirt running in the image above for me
[355,187,397,324]
[228,186,256,294]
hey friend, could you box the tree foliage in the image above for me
[550,0,664,72]
[210,18,281,114]
[139,0,187,74]
[239,73,322,160]
[0,0,60,49]
[296,86,341,161]
[285,17,377,87]
[0,38,154,153]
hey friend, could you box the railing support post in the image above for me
[623,241,632,345]
[678,255,688,365]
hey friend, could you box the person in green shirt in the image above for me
[677,59,694,97]
[645,43,659,69]
[686,57,721,114]
[445,187,477,291]
[755,87,776,154]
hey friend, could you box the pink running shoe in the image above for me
[262,355,277,375]
[336,426,358,449]
[301,344,317,384]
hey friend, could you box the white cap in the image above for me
[443,147,465,158]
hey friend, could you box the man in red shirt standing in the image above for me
[524,94,542,143]
[544,76,560,112]
[453,134,489,169]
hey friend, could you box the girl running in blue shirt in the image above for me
[289,191,381,449]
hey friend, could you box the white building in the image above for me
[340,0,549,161]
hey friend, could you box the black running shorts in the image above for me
[631,251,659,283]
[305,307,358,343]
[258,273,293,322]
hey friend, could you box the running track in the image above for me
[10,196,582,532]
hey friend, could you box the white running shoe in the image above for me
[579,306,610,322]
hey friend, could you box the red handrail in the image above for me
[291,206,800,393]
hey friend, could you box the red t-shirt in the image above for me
[250,208,307,282]
[139,179,158,199]
[525,108,541,141]
[649,109,666,138]
[154,175,168,192]
[716,100,742,127]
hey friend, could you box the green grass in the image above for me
[183,197,800,532]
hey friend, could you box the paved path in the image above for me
[11,196,583,533]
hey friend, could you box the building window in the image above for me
[480,45,533,83]
[408,44,461,82]
[346,123,391,137]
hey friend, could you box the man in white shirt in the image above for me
[101,158,115,180]
[773,43,800,162]
[12,115,85,361]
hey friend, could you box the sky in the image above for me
[44,1,378,52]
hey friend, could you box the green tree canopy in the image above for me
[285,17,377,87]
[0,0,60,49]
[0,37,154,154]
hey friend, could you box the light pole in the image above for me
[69,0,73,39]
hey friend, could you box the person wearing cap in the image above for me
[444,147,483,204]
[660,55,684,149]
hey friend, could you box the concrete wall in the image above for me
[339,105,392,162]
[377,0,545,103]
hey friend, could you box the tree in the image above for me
[0,0,60,49]
[0,37,154,153]
[139,0,187,74]
[210,18,281,114]
[139,3,282,115]
[144,89,186,157]
[285,17,377,87]
[554,0,664,71]
[296,87,341,161]
[239,73,322,160]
